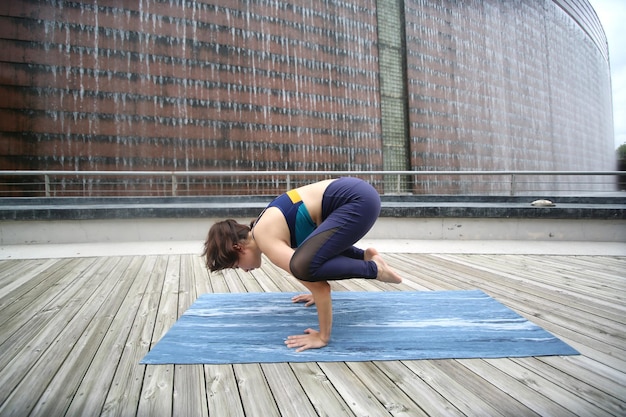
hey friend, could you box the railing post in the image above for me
[510,174,516,196]
[286,174,291,192]
[172,174,177,196]
[44,174,50,197]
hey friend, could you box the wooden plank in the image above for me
[261,363,319,417]
[260,260,305,292]
[484,358,606,417]
[540,355,626,396]
[382,256,434,291]
[100,256,168,417]
[387,254,460,291]
[204,365,245,417]
[249,268,282,292]
[151,256,182,344]
[425,360,542,417]
[514,255,625,289]
[77,256,158,417]
[456,358,577,417]
[487,254,626,305]
[173,255,209,417]
[0,251,624,417]
[0,257,116,406]
[208,269,230,293]
[0,258,56,297]
[511,357,626,416]
[221,269,247,293]
[0,258,44,280]
[289,362,356,417]
[472,295,626,373]
[137,255,181,417]
[234,363,281,417]
[173,364,209,417]
[178,255,200,313]
[436,253,626,331]
[0,257,128,416]
[191,253,212,295]
[236,268,265,292]
[29,256,141,417]
[473,277,626,353]
[405,254,626,370]
[400,360,507,416]
[485,299,624,374]
[375,361,465,416]
[345,361,427,416]
[0,257,92,346]
[567,255,626,274]
[318,362,393,417]
[338,277,385,292]
[439,254,626,315]
[0,258,75,316]
[0,259,24,277]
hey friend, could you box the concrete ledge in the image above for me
[1,217,624,245]
[1,196,624,245]
[0,195,625,221]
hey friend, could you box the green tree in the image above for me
[618,143,626,160]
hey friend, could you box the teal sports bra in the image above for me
[259,189,316,248]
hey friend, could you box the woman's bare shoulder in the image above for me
[252,207,294,272]
[253,207,288,243]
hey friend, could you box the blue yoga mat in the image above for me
[140,290,578,364]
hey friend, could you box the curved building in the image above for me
[401,0,615,193]
[0,0,615,194]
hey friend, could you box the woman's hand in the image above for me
[291,281,332,352]
[285,328,328,352]
[291,293,315,307]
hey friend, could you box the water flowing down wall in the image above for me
[0,0,382,194]
[0,0,615,195]
[405,0,614,193]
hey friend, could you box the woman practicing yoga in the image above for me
[203,177,402,352]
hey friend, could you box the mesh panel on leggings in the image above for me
[289,228,337,281]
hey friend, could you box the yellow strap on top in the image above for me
[286,189,302,203]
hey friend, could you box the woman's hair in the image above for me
[203,219,251,272]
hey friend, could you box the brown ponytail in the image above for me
[203,219,251,272]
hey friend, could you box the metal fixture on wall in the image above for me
[376,0,412,193]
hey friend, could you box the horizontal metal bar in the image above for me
[0,170,624,177]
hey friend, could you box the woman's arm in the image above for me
[285,280,331,352]
[261,239,332,351]
[252,207,332,351]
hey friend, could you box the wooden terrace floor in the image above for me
[0,249,625,416]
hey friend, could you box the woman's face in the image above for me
[235,244,261,272]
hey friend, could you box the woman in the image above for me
[203,177,402,352]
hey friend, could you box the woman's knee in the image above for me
[289,251,310,281]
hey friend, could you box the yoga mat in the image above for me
[141,290,578,364]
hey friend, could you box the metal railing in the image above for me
[0,170,623,197]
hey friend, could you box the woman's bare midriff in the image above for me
[294,179,336,225]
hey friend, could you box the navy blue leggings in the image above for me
[289,177,380,281]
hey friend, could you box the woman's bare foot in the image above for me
[365,247,379,261]
[372,254,403,283]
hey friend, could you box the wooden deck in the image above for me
[0,250,624,416]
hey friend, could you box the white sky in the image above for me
[588,0,626,149]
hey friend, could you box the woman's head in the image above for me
[203,219,252,272]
